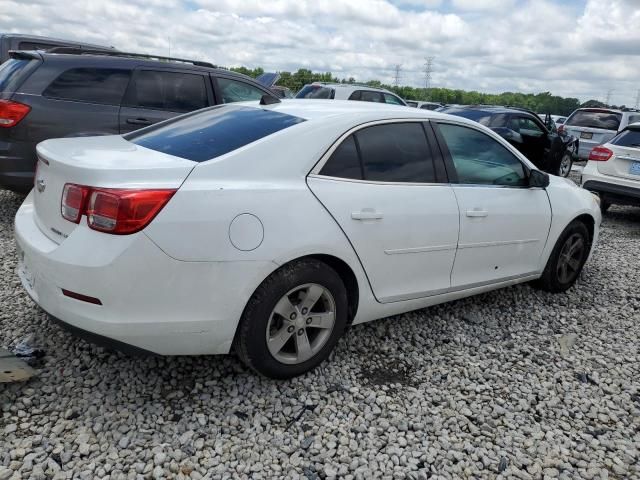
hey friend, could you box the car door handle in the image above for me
[466,209,488,217]
[126,118,152,126]
[351,209,383,220]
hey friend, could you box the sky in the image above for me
[1,0,639,106]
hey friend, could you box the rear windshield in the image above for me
[126,106,305,162]
[0,58,36,93]
[565,110,621,130]
[610,128,640,148]
[295,85,335,99]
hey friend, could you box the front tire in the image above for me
[533,220,590,293]
[235,259,348,379]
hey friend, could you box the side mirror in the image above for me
[528,169,550,188]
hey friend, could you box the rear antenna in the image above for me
[260,94,281,106]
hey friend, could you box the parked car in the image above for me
[440,105,578,177]
[0,33,114,64]
[295,82,406,106]
[0,48,275,192]
[537,113,567,126]
[561,108,640,160]
[581,122,640,212]
[406,100,443,110]
[15,100,601,378]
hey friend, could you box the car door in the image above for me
[119,68,213,133]
[433,121,552,288]
[307,121,459,303]
[509,115,551,168]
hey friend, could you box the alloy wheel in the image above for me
[266,283,336,365]
[556,233,585,283]
[559,154,572,177]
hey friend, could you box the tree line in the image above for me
[230,66,610,116]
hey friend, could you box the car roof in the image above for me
[308,82,391,93]
[236,99,471,123]
[440,104,536,116]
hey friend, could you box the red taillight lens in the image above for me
[86,188,176,234]
[588,146,613,162]
[61,184,90,223]
[61,184,175,234]
[0,99,31,128]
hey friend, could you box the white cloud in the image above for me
[0,0,638,106]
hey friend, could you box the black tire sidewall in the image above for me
[237,260,348,379]
[541,221,590,292]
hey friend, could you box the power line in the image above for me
[393,64,402,87]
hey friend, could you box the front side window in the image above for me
[217,77,265,103]
[438,123,527,187]
[43,68,131,105]
[320,123,436,183]
[124,70,208,112]
[359,91,384,103]
[513,116,545,137]
[383,93,404,105]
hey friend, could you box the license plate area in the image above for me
[630,161,640,176]
[580,131,593,139]
[16,246,36,293]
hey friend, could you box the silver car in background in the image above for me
[561,108,640,160]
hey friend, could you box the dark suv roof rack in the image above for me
[45,46,216,68]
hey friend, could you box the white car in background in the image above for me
[15,100,600,378]
[406,101,443,110]
[295,82,406,106]
[561,108,640,160]
[581,122,640,212]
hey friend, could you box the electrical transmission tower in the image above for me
[393,64,402,87]
[423,56,435,100]
[605,89,614,106]
[635,89,639,109]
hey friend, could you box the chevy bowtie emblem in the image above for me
[36,178,46,193]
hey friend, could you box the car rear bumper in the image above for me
[581,162,640,206]
[14,191,276,355]
[0,138,37,192]
[577,139,599,160]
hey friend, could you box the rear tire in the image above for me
[557,152,573,178]
[532,220,590,293]
[235,259,348,379]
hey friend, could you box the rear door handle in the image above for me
[466,209,488,217]
[126,118,152,126]
[352,209,383,221]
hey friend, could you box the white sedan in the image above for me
[15,100,601,378]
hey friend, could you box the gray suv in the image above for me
[0,48,274,192]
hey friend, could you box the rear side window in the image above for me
[43,68,130,105]
[124,70,208,112]
[320,123,436,183]
[565,110,621,130]
[296,85,334,99]
[0,58,37,93]
[610,128,640,148]
[383,93,404,105]
[351,90,384,103]
[126,106,305,162]
[217,77,265,103]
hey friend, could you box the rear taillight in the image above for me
[61,184,175,234]
[557,125,565,135]
[61,184,90,223]
[0,99,31,128]
[588,146,613,162]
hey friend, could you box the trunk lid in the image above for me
[597,144,640,180]
[34,135,196,243]
[563,109,621,151]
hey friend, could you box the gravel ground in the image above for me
[1,187,639,480]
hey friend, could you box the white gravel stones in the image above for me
[1,188,639,479]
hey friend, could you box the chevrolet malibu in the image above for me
[15,100,601,378]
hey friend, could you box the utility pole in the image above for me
[423,56,434,99]
[605,89,613,106]
[393,64,402,88]
[635,89,640,109]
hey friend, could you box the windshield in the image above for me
[610,127,640,148]
[126,106,305,162]
[565,110,621,130]
[439,108,493,126]
[0,58,36,93]
[295,85,335,99]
